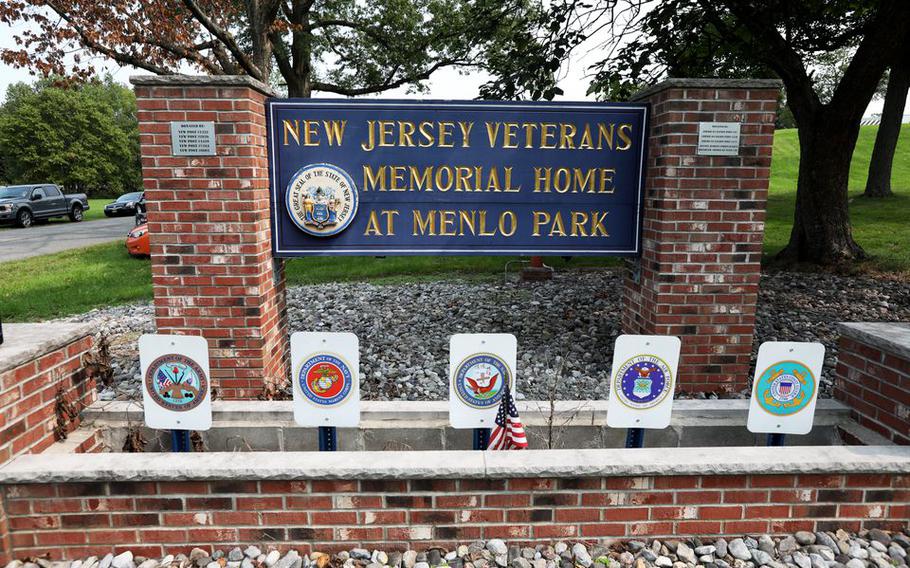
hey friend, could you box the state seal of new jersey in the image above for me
[286,163,358,237]
[144,354,208,412]
[297,353,354,406]
[613,354,673,410]
[453,353,510,409]
[755,360,815,416]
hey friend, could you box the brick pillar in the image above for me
[132,75,288,399]
[622,78,781,393]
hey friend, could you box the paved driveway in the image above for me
[0,217,136,263]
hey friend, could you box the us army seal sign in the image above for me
[286,163,358,237]
[138,334,213,431]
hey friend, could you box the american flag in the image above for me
[487,383,528,450]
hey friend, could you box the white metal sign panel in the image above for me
[139,334,212,431]
[697,122,741,156]
[290,332,360,427]
[170,121,216,156]
[747,341,825,435]
[606,335,681,429]
[449,333,517,429]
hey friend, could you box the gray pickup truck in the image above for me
[0,184,90,228]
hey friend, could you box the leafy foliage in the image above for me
[0,77,141,195]
[0,0,563,98]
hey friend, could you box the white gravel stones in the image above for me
[263,551,281,568]
[487,541,508,556]
[729,539,752,561]
[110,553,134,568]
[572,544,593,568]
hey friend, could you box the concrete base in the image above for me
[81,399,863,453]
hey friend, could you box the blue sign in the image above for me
[266,99,648,256]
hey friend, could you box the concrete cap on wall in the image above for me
[630,77,784,101]
[839,321,910,361]
[0,322,94,375]
[130,74,276,97]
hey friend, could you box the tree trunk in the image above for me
[864,58,910,198]
[777,116,866,265]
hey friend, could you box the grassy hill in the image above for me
[765,124,910,271]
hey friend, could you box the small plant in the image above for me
[82,334,114,387]
[122,423,147,452]
[53,382,80,441]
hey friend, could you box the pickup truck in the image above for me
[0,184,90,228]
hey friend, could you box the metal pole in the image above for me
[473,428,490,450]
[625,428,645,448]
[170,430,191,452]
[318,426,337,451]
[766,433,786,446]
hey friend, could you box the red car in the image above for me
[126,223,150,257]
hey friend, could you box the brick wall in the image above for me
[3,474,908,561]
[623,79,780,393]
[0,326,97,564]
[834,324,910,445]
[132,76,289,399]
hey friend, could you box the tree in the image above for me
[575,0,910,266]
[864,44,910,198]
[1,0,552,98]
[0,77,141,195]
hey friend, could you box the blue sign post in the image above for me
[266,100,648,257]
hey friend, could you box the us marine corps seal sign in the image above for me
[747,341,825,435]
[607,335,681,429]
[449,333,517,429]
[138,334,213,431]
[290,332,360,427]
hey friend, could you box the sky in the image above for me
[0,20,902,117]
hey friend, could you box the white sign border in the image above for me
[290,332,361,427]
[747,341,825,435]
[138,334,213,431]
[606,335,681,429]
[449,333,517,429]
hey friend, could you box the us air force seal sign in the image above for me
[747,341,825,435]
[138,334,212,431]
[286,163,358,237]
[297,353,354,407]
[606,335,681,430]
[453,353,510,409]
[755,360,815,416]
[144,354,208,412]
[614,354,673,410]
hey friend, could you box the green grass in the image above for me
[2,124,908,322]
[0,240,152,321]
[766,124,910,271]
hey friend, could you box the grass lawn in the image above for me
[766,124,910,271]
[1,125,908,321]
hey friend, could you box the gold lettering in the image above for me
[362,121,376,151]
[590,211,609,236]
[486,168,501,192]
[617,123,633,151]
[364,210,383,235]
[548,212,566,237]
[399,121,416,147]
[363,165,386,191]
[554,168,571,193]
[578,124,594,149]
[455,166,473,191]
[409,166,433,191]
[323,120,346,146]
[381,210,399,235]
[599,169,616,193]
[571,212,589,237]
[440,210,456,236]
[502,123,519,148]
[532,211,550,237]
[522,123,539,148]
[413,210,436,235]
[458,210,476,235]
[478,210,496,236]
[533,168,551,192]
[418,121,435,147]
[597,123,614,150]
[389,166,406,191]
[499,211,517,237]
[541,123,557,149]
[503,167,520,192]
[573,168,596,193]
[485,122,500,147]
[559,123,577,149]
[435,166,454,191]
[303,120,319,146]
[458,122,474,148]
[282,119,300,146]
[438,122,455,148]
[379,120,395,147]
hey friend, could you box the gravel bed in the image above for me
[7,530,909,568]
[61,269,910,402]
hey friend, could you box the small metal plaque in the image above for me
[170,121,216,156]
[697,122,741,156]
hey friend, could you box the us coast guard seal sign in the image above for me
[138,334,212,430]
[607,335,681,429]
[291,332,360,427]
[449,333,517,428]
[748,341,824,435]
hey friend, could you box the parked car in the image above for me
[103,192,144,217]
[0,184,89,227]
[126,223,150,257]
[134,192,147,225]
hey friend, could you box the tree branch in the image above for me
[181,0,264,79]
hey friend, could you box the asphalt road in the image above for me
[0,216,135,263]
